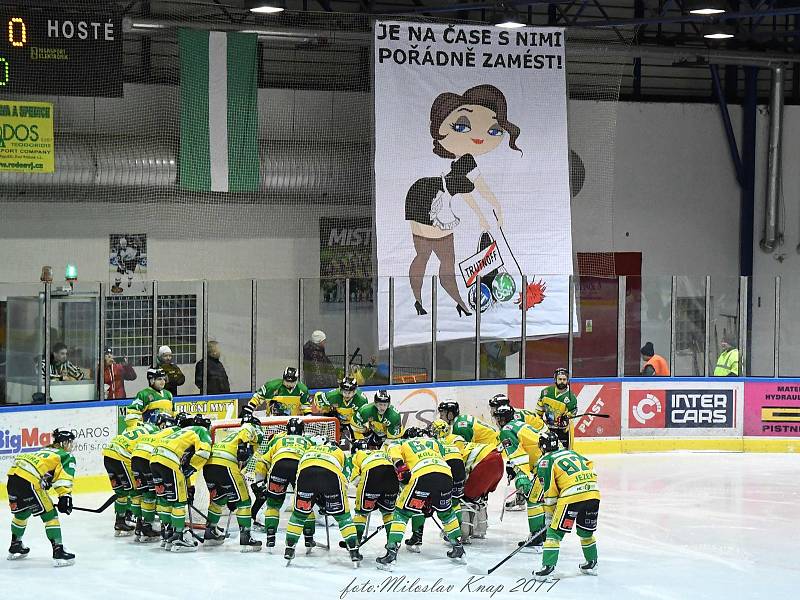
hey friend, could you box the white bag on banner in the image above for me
[373,21,574,348]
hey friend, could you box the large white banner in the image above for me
[374,22,572,348]
[0,406,116,483]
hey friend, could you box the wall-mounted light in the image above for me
[40,265,53,283]
[65,264,78,290]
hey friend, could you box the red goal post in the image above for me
[190,415,340,527]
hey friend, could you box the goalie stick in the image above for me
[71,495,116,514]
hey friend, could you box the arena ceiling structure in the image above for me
[117,0,800,100]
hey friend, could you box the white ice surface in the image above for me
[1,453,798,600]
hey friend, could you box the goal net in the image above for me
[191,415,340,529]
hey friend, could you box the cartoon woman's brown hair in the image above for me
[429,84,522,159]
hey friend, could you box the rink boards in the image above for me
[1,376,798,499]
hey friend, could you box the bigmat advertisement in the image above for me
[0,405,116,484]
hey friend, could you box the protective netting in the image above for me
[0,1,633,247]
[191,415,340,523]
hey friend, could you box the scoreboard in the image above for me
[0,5,123,97]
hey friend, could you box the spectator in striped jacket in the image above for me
[42,343,84,382]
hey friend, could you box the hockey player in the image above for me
[404,423,467,550]
[150,414,212,552]
[530,431,600,581]
[377,428,464,570]
[7,429,76,566]
[353,390,403,448]
[314,376,369,442]
[437,401,499,446]
[496,405,548,526]
[125,367,174,427]
[201,415,263,552]
[459,440,504,540]
[102,421,158,537]
[349,439,398,545]
[489,393,548,430]
[130,412,181,542]
[536,368,578,449]
[251,417,313,550]
[284,437,361,564]
[243,366,311,417]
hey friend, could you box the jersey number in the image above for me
[556,455,589,475]
[407,440,435,453]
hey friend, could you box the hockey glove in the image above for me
[227,500,238,512]
[57,495,73,515]
[505,462,516,484]
[240,404,254,418]
[395,461,411,484]
[251,481,267,500]
[40,472,54,490]
[237,442,254,464]
[515,474,532,496]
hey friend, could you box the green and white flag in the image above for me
[179,29,260,192]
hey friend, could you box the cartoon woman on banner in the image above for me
[405,84,522,317]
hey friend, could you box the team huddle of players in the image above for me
[5,366,600,580]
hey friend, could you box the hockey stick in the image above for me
[474,527,547,576]
[71,495,116,514]
[186,500,204,544]
[338,524,385,549]
[570,412,610,420]
[492,210,522,274]
[346,347,361,374]
[322,514,331,551]
[499,487,516,522]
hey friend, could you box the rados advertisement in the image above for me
[0,100,54,173]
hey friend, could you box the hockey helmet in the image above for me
[538,431,560,454]
[286,417,305,436]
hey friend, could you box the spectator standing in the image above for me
[103,348,136,399]
[640,342,670,376]
[41,343,84,382]
[302,330,337,390]
[713,337,739,377]
[194,341,231,395]
[157,345,185,397]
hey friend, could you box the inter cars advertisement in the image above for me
[623,381,743,437]
[0,406,116,484]
[744,381,800,437]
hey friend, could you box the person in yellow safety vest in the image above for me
[714,338,739,376]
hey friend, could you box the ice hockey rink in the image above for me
[2,452,796,600]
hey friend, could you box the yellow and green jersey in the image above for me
[451,414,499,447]
[102,424,157,463]
[131,426,180,461]
[536,385,578,425]
[349,448,393,483]
[248,379,311,416]
[499,420,544,476]
[354,403,403,439]
[314,389,369,428]
[151,426,212,472]
[533,448,600,513]
[515,408,548,431]
[8,447,76,496]
[126,387,174,426]
[208,424,261,469]
[254,433,311,479]
[461,442,495,474]
[297,443,348,480]
[387,438,450,478]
